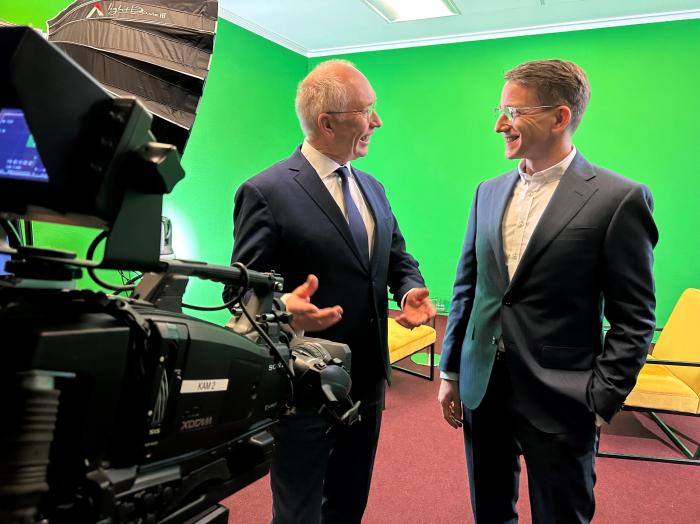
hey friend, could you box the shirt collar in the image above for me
[517,146,577,187]
[301,139,352,180]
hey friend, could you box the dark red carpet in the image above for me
[224,324,700,522]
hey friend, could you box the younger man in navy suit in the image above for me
[438,59,657,523]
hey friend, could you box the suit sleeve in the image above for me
[222,181,280,304]
[385,210,426,304]
[440,185,481,375]
[589,184,658,421]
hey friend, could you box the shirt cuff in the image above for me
[280,293,304,337]
[400,288,418,309]
[440,371,459,381]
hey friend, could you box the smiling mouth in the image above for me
[505,135,520,143]
[359,135,371,144]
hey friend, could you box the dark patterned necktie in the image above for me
[336,166,369,262]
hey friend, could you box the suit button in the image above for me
[503,298,512,306]
[370,318,375,325]
[491,336,497,345]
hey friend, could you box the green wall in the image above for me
[0,0,57,28]
[2,1,698,328]
[170,21,306,324]
[313,20,700,326]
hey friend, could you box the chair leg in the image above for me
[648,411,697,459]
[429,343,434,381]
[391,364,432,380]
[390,344,435,381]
[597,411,700,465]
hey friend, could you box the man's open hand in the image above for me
[395,287,437,329]
[286,274,343,332]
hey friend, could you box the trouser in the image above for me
[270,379,385,524]
[463,354,598,524]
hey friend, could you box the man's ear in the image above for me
[317,113,334,138]
[552,105,572,134]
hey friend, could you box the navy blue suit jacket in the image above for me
[225,147,425,394]
[440,152,658,432]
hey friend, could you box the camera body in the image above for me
[0,27,357,523]
[1,271,352,523]
[2,284,282,522]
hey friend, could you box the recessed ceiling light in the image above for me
[363,0,460,23]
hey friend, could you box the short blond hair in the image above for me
[295,59,357,138]
[505,59,590,133]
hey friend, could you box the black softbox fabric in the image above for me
[48,1,218,153]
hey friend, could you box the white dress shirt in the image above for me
[301,140,375,256]
[502,147,577,279]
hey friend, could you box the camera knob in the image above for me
[162,486,175,504]
[143,492,156,511]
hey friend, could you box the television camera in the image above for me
[0,27,358,524]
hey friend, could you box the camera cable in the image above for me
[225,263,296,396]
[85,231,139,292]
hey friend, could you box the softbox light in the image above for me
[47,1,218,153]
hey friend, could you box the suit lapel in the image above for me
[289,149,370,272]
[490,171,519,286]
[506,153,598,292]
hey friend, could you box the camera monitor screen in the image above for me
[0,107,49,182]
[0,231,8,275]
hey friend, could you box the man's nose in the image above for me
[494,112,509,133]
[371,110,382,128]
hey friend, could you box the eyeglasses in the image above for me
[494,105,558,122]
[326,102,377,120]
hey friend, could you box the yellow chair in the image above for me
[388,317,437,381]
[598,288,700,465]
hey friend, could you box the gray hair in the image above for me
[295,59,356,138]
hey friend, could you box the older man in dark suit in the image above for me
[224,59,435,524]
[438,59,657,523]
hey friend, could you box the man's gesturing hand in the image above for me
[286,274,343,332]
[395,287,437,329]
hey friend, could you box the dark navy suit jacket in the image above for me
[224,147,425,395]
[440,152,658,432]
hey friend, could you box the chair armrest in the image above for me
[644,359,700,367]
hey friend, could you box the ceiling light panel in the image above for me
[363,0,461,23]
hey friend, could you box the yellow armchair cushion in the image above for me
[388,318,436,364]
[626,356,700,414]
[651,288,700,397]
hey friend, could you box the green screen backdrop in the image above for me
[1,1,698,328]
[312,20,700,327]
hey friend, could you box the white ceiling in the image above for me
[220,0,700,57]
